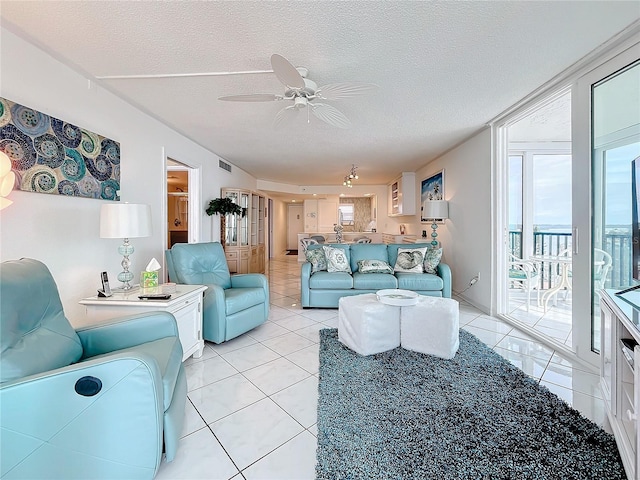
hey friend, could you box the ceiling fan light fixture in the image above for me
[294,97,308,109]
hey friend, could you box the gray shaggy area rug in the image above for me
[316,328,625,480]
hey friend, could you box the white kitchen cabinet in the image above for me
[388,172,416,216]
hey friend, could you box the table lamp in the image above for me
[0,151,15,210]
[100,203,152,290]
[423,200,449,247]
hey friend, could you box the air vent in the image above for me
[219,159,232,172]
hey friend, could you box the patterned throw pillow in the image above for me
[306,248,327,273]
[394,247,428,273]
[357,259,394,274]
[423,247,443,274]
[323,246,352,273]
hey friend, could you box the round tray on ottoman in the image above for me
[376,289,419,306]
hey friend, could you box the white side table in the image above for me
[79,284,207,361]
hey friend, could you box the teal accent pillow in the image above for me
[394,247,428,273]
[357,259,394,274]
[424,247,443,274]
[323,246,352,273]
[306,248,327,273]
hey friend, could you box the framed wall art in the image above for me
[0,97,120,201]
[421,170,445,222]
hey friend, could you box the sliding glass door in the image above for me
[497,38,639,367]
[590,60,640,352]
[572,42,640,365]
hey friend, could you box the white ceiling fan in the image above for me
[218,54,378,129]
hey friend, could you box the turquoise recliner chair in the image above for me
[166,242,269,344]
[0,259,187,479]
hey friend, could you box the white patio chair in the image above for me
[508,254,540,311]
[593,248,612,292]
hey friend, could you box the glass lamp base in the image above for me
[431,222,439,247]
[117,238,135,290]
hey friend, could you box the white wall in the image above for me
[0,28,256,323]
[410,128,493,312]
[271,198,289,256]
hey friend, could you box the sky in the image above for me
[509,142,640,229]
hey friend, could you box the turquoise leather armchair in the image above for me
[0,259,187,479]
[166,242,269,344]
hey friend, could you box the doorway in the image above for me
[165,157,200,251]
[167,168,189,247]
[287,204,304,252]
[501,91,574,351]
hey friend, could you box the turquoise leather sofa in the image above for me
[166,242,269,344]
[0,258,187,479]
[301,243,452,308]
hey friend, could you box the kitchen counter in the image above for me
[297,232,383,261]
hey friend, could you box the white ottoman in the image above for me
[338,294,401,356]
[400,296,460,359]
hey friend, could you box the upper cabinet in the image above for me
[388,172,416,216]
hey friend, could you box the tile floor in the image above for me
[507,286,573,349]
[156,255,607,480]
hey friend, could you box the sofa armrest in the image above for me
[437,263,452,298]
[300,262,312,307]
[76,311,179,358]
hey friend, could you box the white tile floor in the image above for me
[156,255,607,480]
[507,287,574,348]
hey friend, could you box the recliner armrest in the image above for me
[230,273,268,289]
[76,311,179,358]
[1,353,164,476]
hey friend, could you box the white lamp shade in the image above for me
[423,200,449,219]
[0,151,11,177]
[0,151,15,210]
[100,203,152,238]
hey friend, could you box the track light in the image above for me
[342,165,358,187]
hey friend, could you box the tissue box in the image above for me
[140,271,159,290]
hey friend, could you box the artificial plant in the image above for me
[205,197,247,249]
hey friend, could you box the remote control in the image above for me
[138,293,172,300]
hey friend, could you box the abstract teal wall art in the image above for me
[0,97,120,200]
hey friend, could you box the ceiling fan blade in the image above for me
[218,93,283,102]
[310,103,352,129]
[270,54,305,89]
[273,105,299,129]
[316,83,378,100]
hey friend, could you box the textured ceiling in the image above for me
[1,1,638,186]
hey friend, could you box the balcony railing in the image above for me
[509,230,632,290]
[604,232,634,288]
